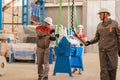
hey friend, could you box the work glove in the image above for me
[50,29,55,34]
[80,43,83,46]
[49,37,56,41]
[55,34,59,38]
[118,50,120,57]
[86,41,91,46]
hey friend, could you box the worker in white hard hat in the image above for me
[72,25,87,74]
[86,8,120,80]
[44,17,53,26]
[36,17,59,80]
[97,8,110,16]
[71,25,87,45]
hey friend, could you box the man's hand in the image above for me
[55,34,59,38]
[118,50,120,57]
[80,43,83,46]
[85,41,91,46]
[50,29,55,34]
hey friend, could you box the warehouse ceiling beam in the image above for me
[3,23,21,25]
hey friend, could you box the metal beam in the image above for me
[22,0,29,25]
[39,0,45,24]
[2,0,16,11]
[0,0,2,30]
[3,23,22,25]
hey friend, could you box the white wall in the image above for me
[45,5,83,27]
[116,0,120,25]
[86,0,115,53]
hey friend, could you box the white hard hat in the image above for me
[78,25,84,29]
[98,8,110,15]
[44,17,53,26]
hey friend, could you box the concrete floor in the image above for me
[0,53,120,80]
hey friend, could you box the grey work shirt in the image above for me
[90,19,120,51]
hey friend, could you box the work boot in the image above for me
[72,68,77,73]
[38,77,42,80]
[43,76,48,80]
[38,75,42,80]
[109,69,117,80]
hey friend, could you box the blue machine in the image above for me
[70,47,84,71]
[49,47,53,64]
[53,36,84,76]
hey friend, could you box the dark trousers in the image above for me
[99,49,118,80]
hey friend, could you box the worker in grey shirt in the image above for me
[36,17,59,80]
[86,8,120,80]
